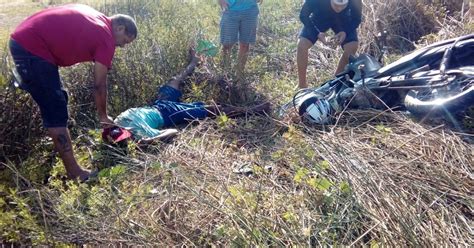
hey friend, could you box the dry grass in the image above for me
[0,0,473,246]
[16,109,469,246]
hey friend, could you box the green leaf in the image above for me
[217,114,230,128]
[87,129,102,141]
[109,165,126,177]
[271,150,284,160]
[294,168,308,184]
[0,75,6,88]
[339,181,351,194]
[282,211,296,222]
[228,186,241,198]
[317,178,332,191]
[370,240,380,248]
[376,124,392,134]
[151,162,162,170]
[308,177,333,191]
[320,160,330,170]
[168,162,179,169]
[98,168,111,178]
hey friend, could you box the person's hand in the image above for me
[334,31,346,45]
[99,115,115,129]
[219,0,229,10]
[317,32,329,45]
[187,46,200,64]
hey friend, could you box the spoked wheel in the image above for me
[404,72,474,115]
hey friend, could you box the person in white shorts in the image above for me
[218,0,263,79]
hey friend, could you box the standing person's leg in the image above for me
[335,41,358,75]
[48,127,90,180]
[236,6,259,78]
[334,29,359,75]
[297,37,314,89]
[222,44,233,71]
[29,82,90,181]
[220,10,239,72]
[9,39,90,181]
[236,43,250,78]
[296,25,321,89]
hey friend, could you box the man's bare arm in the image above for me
[93,62,114,126]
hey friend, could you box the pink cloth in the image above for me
[11,4,115,68]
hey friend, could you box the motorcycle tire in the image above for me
[404,85,474,115]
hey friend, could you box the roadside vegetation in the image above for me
[0,0,472,246]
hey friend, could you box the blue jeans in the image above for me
[9,39,68,128]
[153,85,208,127]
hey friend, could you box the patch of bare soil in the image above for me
[0,0,43,43]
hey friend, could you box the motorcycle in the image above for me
[279,34,474,124]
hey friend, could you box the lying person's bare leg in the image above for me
[166,48,200,90]
[205,102,271,118]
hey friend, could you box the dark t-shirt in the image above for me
[299,0,362,35]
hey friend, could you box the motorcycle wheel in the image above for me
[404,85,474,115]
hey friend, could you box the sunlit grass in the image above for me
[0,0,472,246]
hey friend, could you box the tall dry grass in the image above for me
[0,0,472,246]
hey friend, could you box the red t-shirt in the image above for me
[11,4,115,68]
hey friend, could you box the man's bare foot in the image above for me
[68,168,92,182]
[235,69,245,83]
[298,84,309,90]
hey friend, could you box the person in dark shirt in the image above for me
[297,0,362,89]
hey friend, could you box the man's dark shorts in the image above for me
[299,23,358,47]
[9,39,68,128]
[153,85,208,127]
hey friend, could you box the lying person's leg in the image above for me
[155,101,270,128]
[157,48,199,101]
[151,46,270,128]
[155,101,208,127]
[205,102,270,118]
[156,85,183,102]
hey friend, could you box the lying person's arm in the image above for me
[137,128,179,144]
[114,107,178,143]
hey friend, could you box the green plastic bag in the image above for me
[196,39,218,57]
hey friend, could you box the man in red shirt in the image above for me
[9,4,137,181]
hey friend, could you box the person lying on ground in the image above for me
[104,49,270,144]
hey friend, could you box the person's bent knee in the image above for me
[239,43,250,51]
[47,126,68,135]
[343,41,359,55]
[222,44,234,51]
[47,127,71,146]
[297,38,313,51]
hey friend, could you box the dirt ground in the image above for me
[0,0,43,53]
